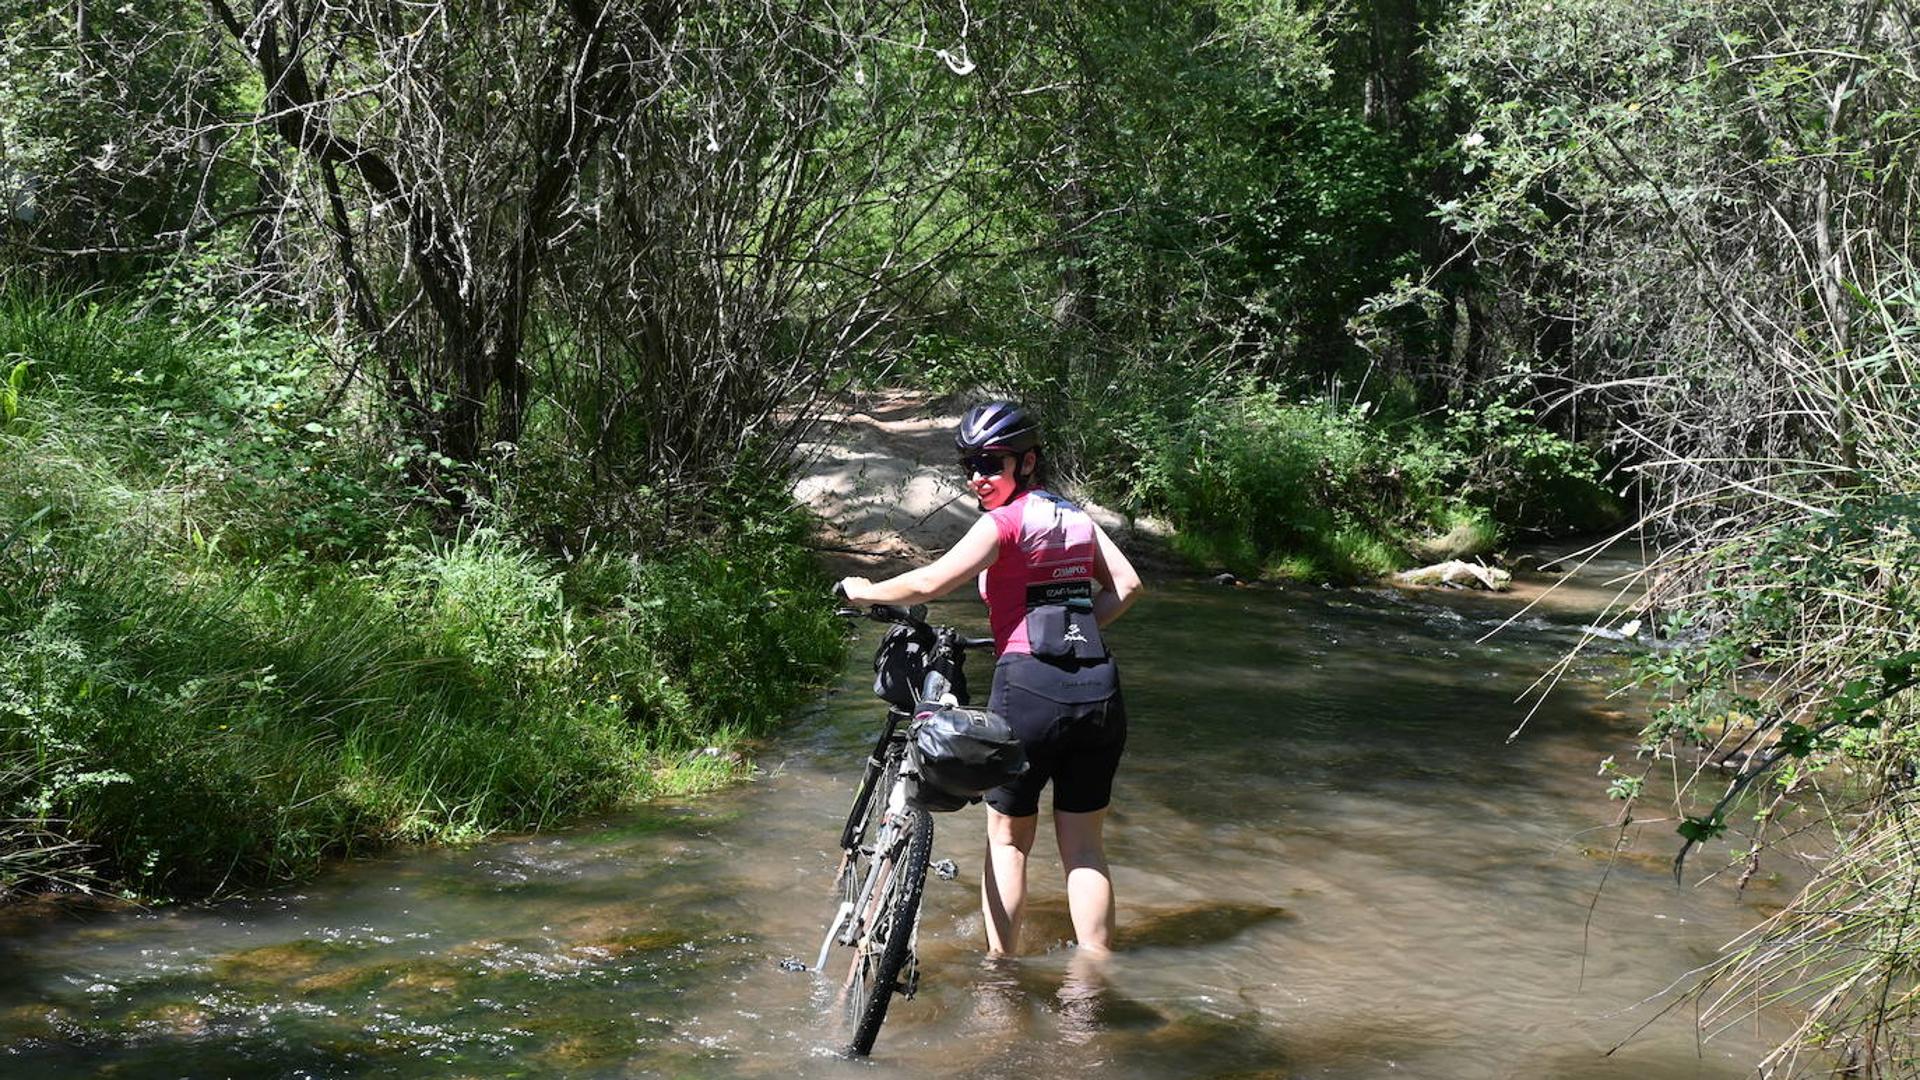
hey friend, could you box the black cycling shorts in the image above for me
[983,652,1127,817]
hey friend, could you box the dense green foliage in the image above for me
[1113,390,1613,579]
[1429,0,1920,1069]
[12,0,1911,1069]
[926,324,1616,579]
[0,292,842,900]
[881,0,1615,581]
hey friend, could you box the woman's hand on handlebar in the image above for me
[833,584,930,628]
[836,576,874,605]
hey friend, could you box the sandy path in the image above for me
[790,391,1167,574]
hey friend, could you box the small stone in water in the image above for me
[776,956,808,972]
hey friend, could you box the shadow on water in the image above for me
[0,557,1806,1077]
[1121,902,1293,950]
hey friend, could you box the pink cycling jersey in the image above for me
[979,490,1099,656]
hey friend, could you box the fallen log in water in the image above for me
[1393,559,1512,591]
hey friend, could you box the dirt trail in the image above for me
[790,391,1167,575]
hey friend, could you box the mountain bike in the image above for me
[815,597,995,1057]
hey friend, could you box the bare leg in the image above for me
[1054,807,1114,953]
[1058,940,1114,1043]
[982,808,1038,956]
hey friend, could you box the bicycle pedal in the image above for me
[932,858,958,881]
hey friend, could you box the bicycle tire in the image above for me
[846,804,933,1057]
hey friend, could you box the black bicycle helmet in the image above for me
[954,400,1040,455]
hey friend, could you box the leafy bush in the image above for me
[921,349,1617,580]
[1439,399,1620,536]
[1133,389,1422,580]
[0,285,421,561]
[570,504,846,749]
[1607,491,1920,1066]
[0,290,846,900]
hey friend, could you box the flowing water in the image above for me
[0,552,1801,1077]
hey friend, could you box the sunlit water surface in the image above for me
[0,551,1800,1077]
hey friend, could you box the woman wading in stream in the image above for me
[836,401,1144,958]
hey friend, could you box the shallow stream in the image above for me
[0,551,1798,1077]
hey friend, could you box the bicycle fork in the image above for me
[815,777,911,973]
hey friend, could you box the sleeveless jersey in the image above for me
[979,490,1099,656]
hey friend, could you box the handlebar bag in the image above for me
[904,775,974,813]
[872,622,935,709]
[909,707,1028,807]
[872,623,969,708]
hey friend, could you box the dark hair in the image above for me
[1015,446,1047,494]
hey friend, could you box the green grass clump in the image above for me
[1,539,628,894]
[1134,392,1424,581]
[0,288,844,901]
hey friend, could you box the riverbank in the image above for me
[0,293,846,905]
[2,303,1613,907]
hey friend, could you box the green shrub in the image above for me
[0,290,846,900]
[927,353,1616,580]
[0,284,421,561]
[1136,389,1421,580]
[1439,399,1621,536]
[568,500,846,748]
[0,500,843,899]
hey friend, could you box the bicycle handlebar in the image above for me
[832,590,994,651]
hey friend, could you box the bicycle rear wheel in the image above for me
[845,804,933,1057]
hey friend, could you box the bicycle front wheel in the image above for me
[845,804,933,1057]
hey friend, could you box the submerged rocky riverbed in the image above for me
[0,550,1801,1077]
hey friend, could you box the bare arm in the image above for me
[1090,522,1144,627]
[839,515,1000,606]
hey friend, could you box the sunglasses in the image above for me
[959,453,1012,478]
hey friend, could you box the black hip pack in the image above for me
[1023,580,1106,662]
